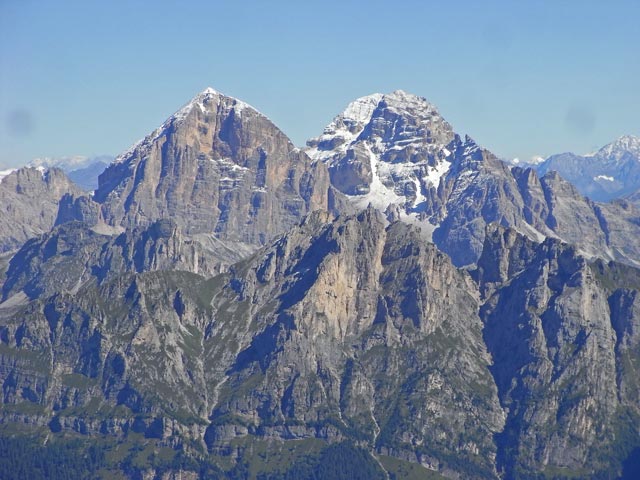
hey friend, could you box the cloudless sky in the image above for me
[1,0,639,168]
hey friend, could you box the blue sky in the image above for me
[1,0,639,168]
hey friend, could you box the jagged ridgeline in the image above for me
[1,88,640,479]
[535,135,640,202]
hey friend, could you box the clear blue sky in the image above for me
[1,0,639,168]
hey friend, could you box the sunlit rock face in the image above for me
[96,88,334,246]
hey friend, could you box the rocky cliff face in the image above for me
[474,225,640,478]
[3,88,640,479]
[54,193,103,226]
[0,167,83,253]
[1,219,241,303]
[310,93,640,268]
[0,267,215,441]
[307,90,454,217]
[95,88,336,246]
[2,206,640,478]
[435,151,640,267]
[0,207,505,479]
[204,207,504,478]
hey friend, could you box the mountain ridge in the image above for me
[531,134,640,202]
[2,87,640,479]
[94,87,339,247]
[307,92,640,268]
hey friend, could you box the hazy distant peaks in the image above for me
[596,134,640,159]
[30,155,113,172]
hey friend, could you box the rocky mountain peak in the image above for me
[307,90,453,163]
[533,135,640,202]
[306,92,640,270]
[0,166,84,252]
[306,90,456,222]
[596,134,640,161]
[110,87,270,168]
[94,88,333,246]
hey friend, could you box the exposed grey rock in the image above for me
[474,225,640,478]
[0,167,83,253]
[0,268,214,443]
[194,207,504,478]
[307,90,455,218]
[1,219,241,302]
[0,208,505,479]
[310,93,640,268]
[435,155,640,268]
[95,88,337,246]
[55,193,102,226]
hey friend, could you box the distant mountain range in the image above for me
[508,135,640,202]
[30,155,113,191]
[1,88,640,479]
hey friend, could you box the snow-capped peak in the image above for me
[200,87,220,96]
[306,90,458,232]
[192,87,259,116]
[383,89,434,108]
[596,135,640,161]
[307,90,451,162]
[339,93,384,125]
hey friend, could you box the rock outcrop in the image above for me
[1,219,240,302]
[0,167,83,253]
[0,208,505,479]
[310,92,640,268]
[474,225,640,478]
[95,88,336,246]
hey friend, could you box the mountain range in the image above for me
[1,87,640,479]
[31,155,113,191]
[508,135,640,203]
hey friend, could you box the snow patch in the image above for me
[347,143,403,210]
[341,93,384,125]
[424,160,451,188]
[212,157,249,172]
[594,175,615,182]
[0,168,17,183]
